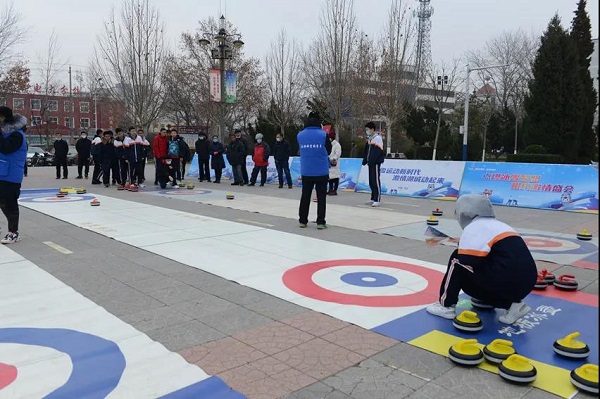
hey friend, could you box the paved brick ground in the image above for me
[6,165,598,398]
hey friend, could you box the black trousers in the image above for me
[198,158,210,181]
[111,159,120,184]
[140,158,146,181]
[368,163,381,202]
[77,156,90,177]
[118,159,129,185]
[0,182,20,232]
[213,168,222,183]
[101,159,112,185]
[299,175,328,225]
[250,165,267,185]
[181,161,187,179]
[170,159,180,183]
[129,161,144,185]
[55,156,68,178]
[92,156,103,182]
[241,162,249,184]
[276,161,292,187]
[328,178,339,192]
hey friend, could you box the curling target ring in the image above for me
[19,194,95,203]
[156,189,211,195]
[522,233,596,255]
[283,259,444,307]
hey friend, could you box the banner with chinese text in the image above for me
[209,69,221,102]
[355,160,465,200]
[225,70,237,104]
[459,162,599,213]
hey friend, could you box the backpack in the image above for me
[168,140,179,158]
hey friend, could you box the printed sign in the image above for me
[209,69,221,102]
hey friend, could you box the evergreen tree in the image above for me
[570,0,598,162]
[524,15,582,163]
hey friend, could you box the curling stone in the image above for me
[576,229,593,241]
[498,354,537,384]
[90,199,100,207]
[554,274,578,291]
[483,339,517,365]
[453,310,483,332]
[117,185,125,191]
[76,189,86,194]
[533,275,548,290]
[448,339,484,366]
[570,364,599,395]
[186,183,194,190]
[128,184,139,192]
[538,269,555,284]
[426,216,439,226]
[432,208,443,216]
[553,332,590,359]
[226,193,235,200]
[56,192,66,198]
[178,182,186,188]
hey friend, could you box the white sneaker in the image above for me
[364,200,373,205]
[371,201,380,207]
[499,302,531,324]
[139,184,145,188]
[1,232,20,244]
[426,302,456,319]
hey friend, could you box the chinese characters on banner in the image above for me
[225,70,237,104]
[209,69,221,102]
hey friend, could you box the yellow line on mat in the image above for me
[236,219,274,227]
[43,241,73,254]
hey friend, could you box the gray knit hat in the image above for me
[455,194,495,229]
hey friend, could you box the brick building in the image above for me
[0,92,125,146]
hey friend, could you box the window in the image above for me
[48,117,58,124]
[80,101,90,113]
[31,99,41,110]
[48,100,58,111]
[80,118,90,129]
[13,98,24,110]
[65,117,74,128]
[32,116,42,126]
[64,100,74,112]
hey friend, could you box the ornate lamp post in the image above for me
[198,15,244,139]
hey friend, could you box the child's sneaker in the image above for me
[426,302,456,319]
[1,232,20,244]
[499,302,531,324]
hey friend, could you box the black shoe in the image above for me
[259,183,264,186]
[76,176,83,179]
[248,183,255,186]
[231,182,239,186]
[288,185,293,189]
[199,179,203,182]
[85,175,88,179]
[279,185,283,189]
[63,177,68,179]
[91,180,101,185]
[207,180,211,182]
[56,177,60,179]
[214,180,220,183]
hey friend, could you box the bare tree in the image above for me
[303,0,358,134]
[0,2,26,71]
[93,0,167,130]
[427,59,460,160]
[264,29,305,136]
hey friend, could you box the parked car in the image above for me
[27,146,54,166]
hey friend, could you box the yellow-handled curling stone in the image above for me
[570,364,598,395]
[554,274,578,291]
[453,310,483,332]
[576,229,593,241]
[553,332,590,359]
[483,339,517,365]
[431,208,443,216]
[186,183,194,189]
[178,182,186,188]
[498,354,537,384]
[76,188,86,194]
[226,193,235,200]
[448,339,484,366]
[426,216,439,225]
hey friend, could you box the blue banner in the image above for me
[459,162,599,213]
[289,157,363,189]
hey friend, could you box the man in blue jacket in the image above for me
[0,106,27,244]
[362,121,385,207]
[297,113,331,229]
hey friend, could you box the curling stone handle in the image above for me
[456,339,479,351]
[562,332,581,344]
[579,364,598,377]
[560,275,575,281]
[462,310,478,320]
[505,354,530,367]
[490,339,513,348]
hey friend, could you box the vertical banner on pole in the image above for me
[209,69,221,102]
[225,71,237,104]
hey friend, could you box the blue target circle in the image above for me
[340,272,399,287]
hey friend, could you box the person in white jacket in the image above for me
[123,127,150,188]
[327,128,342,195]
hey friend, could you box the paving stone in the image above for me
[146,283,208,305]
[283,382,353,399]
[83,279,165,316]
[372,343,454,381]
[146,320,224,352]
[93,257,162,282]
[245,296,308,320]
[581,280,598,295]
[172,268,238,292]
[119,305,193,332]
[405,382,461,398]
[321,325,398,357]
[123,274,186,293]
[179,336,267,374]
[281,312,352,337]
[429,366,532,398]
[522,387,562,398]
[273,338,365,380]
[233,321,315,355]
[212,284,276,306]
[169,294,240,319]
[200,305,273,335]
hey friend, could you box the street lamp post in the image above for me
[461,63,509,161]
[199,15,244,139]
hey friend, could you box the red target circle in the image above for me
[523,238,562,248]
[282,259,444,307]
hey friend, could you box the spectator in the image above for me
[138,129,149,183]
[327,128,342,195]
[248,133,270,186]
[113,128,128,187]
[178,134,191,180]
[91,129,103,184]
[235,129,250,185]
[226,133,245,185]
[0,106,27,244]
[75,131,91,179]
[210,135,225,183]
[167,129,181,185]
[99,130,115,188]
[195,131,211,182]
[53,132,69,179]
[124,126,150,188]
[362,121,385,207]
[272,133,293,189]
[153,128,168,185]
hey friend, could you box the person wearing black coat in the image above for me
[195,132,211,182]
[99,130,115,187]
[75,131,91,179]
[209,135,225,183]
[226,133,245,185]
[272,133,293,188]
[53,133,69,179]
[177,136,190,180]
